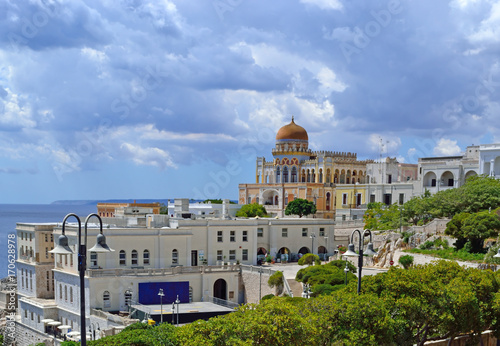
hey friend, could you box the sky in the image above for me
[1,0,500,204]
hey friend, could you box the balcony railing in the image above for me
[86,264,240,278]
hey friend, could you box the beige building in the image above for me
[239,117,373,218]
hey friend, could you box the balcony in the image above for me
[86,264,240,278]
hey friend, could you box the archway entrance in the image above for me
[298,247,310,255]
[214,279,227,301]
[277,247,290,262]
[318,246,327,260]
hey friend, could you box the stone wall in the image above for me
[240,271,275,304]
[12,321,53,346]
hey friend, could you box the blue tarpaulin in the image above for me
[138,281,190,305]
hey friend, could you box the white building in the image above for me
[479,143,500,177]
[15,204,336,344]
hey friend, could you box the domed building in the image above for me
[239,117,373,220]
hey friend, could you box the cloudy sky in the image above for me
[1,0,500,203]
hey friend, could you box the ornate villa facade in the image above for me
[238,117,373,218]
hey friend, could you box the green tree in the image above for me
[235,203,268,217]
[284,198,317,218]
[159,202,168,214]
[268,270,284,295]
[298,253,320,266]
[398,254,414,269]
[445,210,500,253]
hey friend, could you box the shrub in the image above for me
[268,271,284,295]
[298,253,320,266]
[398,255,414,269]
[261,294,275,300]
[420,240,434,250]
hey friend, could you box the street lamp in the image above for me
[344,258,349,285]
[175,295,180,326]
[343,229,377,294]
[309,232,316,254]
[158,289,164,324]
[171,303,175,324]
[50,213,114,346]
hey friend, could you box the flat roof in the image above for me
[131,302,235,315]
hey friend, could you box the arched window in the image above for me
[103,291,110,308]
[64,286,67,301]
[283,166,289,183]
[291,166,297,182]
[131,250,138,266]
[172,249,179,265]
[59,284,62,300]
[70,287,73,303]
[119,250,126,266]
[276,167,281,183]
[143,250,150,265]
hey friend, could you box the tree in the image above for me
[235,203,268,217]
[445,210,500,253]
[159,202,168,214]
[298,253,320,266]
[284,198,317,218]
[268,270,284,295]
[398,254,414,269]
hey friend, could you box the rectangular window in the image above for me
[217,250,223,261]
[132,251,138,265]
[90,252,97,268]
[50,234,53,242]
[242,231,248,242]
[282,228,288,237]
[45,247,49,259]
[319,228,325,237]
[342,193,348,205]
[257,228,263,237]
[217,231,223,242]
[399,193,404,205]
[29,233,32,241]
[230,231,235,242]
[45,234,48,242]
[242,249,248,261]
[302,228,308,237]
[370,194,376,203]
[229,250,236,260]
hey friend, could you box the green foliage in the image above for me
[484,242,500,265]
[445,210,500,253]
[420,240,434,250]
[404,248,485,262]
[235,203,268,217]
[360,260,500,345]
[202,199,236,204]
[61,342,80,346]
[284,198,317,218]
[267,271,284,295]
[159,202,168,214]
[295,263,356,296]
[88,323,176,346]
[298,253,320,266]
[261,294,275,300]
[327,259,357,273]
[363,202,407,231]
[398,254,414,269]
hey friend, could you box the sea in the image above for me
[0,204,97,279]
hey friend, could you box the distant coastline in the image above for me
[50,199,174,205]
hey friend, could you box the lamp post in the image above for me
[158,288,164,324]
[175,295,180,326]
[343,229,378,294]
[171,302,175,324]
[309,232,316,254]
[50,213,114,346]
[344,258,349,285]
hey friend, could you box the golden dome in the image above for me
[276,117,308,141]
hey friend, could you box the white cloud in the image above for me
[300,0,343,10]
[120,142,176,169]
[468,2,500,43]
[0,89,35,129]
[433,138,462,156]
